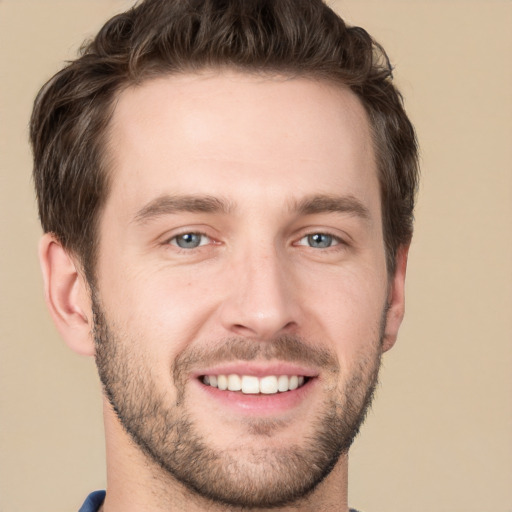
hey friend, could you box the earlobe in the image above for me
[39,233,95,356]
[382,244,409,353]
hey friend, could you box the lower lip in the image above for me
[194,378,316,415]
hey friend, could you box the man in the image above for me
[30,0,418,510]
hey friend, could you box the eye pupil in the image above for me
[176,233,202,248]
[308,233,332,248]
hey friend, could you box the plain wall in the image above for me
[1,1,511,511]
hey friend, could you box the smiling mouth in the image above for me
[201,374,310,395]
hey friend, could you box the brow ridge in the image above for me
[133,192,370,225]
[291,194,371,220]
[133,194,232,224]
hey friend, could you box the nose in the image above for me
[218,246,300,340]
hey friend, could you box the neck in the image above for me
[101,400,351,512]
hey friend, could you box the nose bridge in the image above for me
[220,240,298,338]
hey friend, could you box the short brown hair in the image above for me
[31,0,419,279]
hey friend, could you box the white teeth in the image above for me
[260,376,278,394]
[217,374,228,390]
[289,375,299,390]
[277,375,289,392]
[241,375,260,394]
[227,374,242,391]
[202,374,307,394]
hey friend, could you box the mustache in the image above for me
[173,335,340,384]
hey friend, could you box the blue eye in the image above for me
[171,233,209,249]
[298,233,339,248]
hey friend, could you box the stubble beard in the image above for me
[92,294,383,509]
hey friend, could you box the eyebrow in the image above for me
[132,192,371,225]
[133,194,233,224]
[291,194,371,221]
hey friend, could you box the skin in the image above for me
[39,71,408,512]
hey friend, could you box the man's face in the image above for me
[92,72,396,507]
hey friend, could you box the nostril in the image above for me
[229,320,297,339]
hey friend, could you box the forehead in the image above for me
[105,71,378,217]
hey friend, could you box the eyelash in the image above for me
[165,230,347,253]
[295,232,345,249]
[167,231,213,250]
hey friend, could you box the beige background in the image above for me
[1,1,511,511]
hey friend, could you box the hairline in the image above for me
[81,66,398,285]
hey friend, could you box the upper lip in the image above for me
[191,362,319,379]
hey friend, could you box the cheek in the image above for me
[297,264,388,362]
[98,262,224,357]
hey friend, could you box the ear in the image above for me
[39,233,95,356]
[382,244,409,353]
